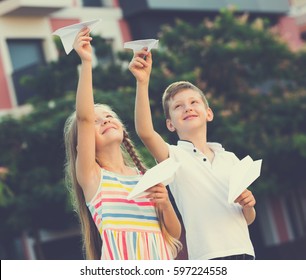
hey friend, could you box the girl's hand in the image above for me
[73,27,92,62]
[234,189,256,209]
[147,183,171,211]
[128,48,152,83]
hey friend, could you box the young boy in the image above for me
[129,48,256,260]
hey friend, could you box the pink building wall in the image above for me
[118,19,132,43]
[0,49,12,109]
[278,16,305,51]
[113,0,120,7]
[49,18,80,33]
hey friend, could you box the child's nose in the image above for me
[102,118,110,125]
[96,118,110,125]
[185,105,192,112]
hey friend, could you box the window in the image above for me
[7,39,45,105]
[7,39,45,72]
[82,0,113,7]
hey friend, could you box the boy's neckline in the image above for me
[177,140,225,153]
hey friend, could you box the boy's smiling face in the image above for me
[166,89,213,137]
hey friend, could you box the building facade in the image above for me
[0,0,132,112]
[2,0,306,112]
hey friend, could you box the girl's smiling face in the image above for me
[94,108,124,146]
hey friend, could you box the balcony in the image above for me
[0,0,72,17]
[119,0,290,17]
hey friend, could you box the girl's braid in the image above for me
[123,131,182,257]
[122,130,147,174]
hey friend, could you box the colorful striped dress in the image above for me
[86,169,173,260]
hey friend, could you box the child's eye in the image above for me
[174,104,181,109]
[191,100,198,104]
[106,114,113,118]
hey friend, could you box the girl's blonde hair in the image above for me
[162,81,209,119]
[64,104,181,259]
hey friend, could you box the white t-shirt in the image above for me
[168,140,255,260]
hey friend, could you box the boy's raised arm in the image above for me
[129,50,169,163]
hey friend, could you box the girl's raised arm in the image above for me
[74,28,100,199]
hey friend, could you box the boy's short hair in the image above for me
[162,81,209,119]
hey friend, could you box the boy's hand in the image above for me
[128,48,152,83]
[73,27,92,62]
[147,183,171,211]
[234,189,256,209]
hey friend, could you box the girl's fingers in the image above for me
[79,27,90,35]
[148,194,167,204]
[80,35,92,40]
[77,33,92,42]
[147,184,166,193]
[75,28,90,45]
[148,191,163,199]
[147,187,168,205]
[75,35,92,50]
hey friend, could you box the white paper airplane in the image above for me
[52,19,101,55]
[124,39,159,52]
[127,158,180,200]
[228,155,262,204]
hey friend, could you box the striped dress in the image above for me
[86,169,173,260]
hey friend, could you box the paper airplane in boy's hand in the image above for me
[124,39,159,52]
[52,19,101,55]
[228,155,262,204]
[127,158,180,200]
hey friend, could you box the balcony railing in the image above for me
[0,0,72,17]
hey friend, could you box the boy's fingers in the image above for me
[145,51,152,61]
[133,49,149,58]
[134,57,149,67]
[130,60,144,68]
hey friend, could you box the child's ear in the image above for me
[166,119,176,132]
[206,108,214,122]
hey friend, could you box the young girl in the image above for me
[63,28,181,260]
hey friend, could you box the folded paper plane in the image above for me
[228,155,262,204]
[127,158,180,200]
[52,19,101,55]
[124,39,159,52]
